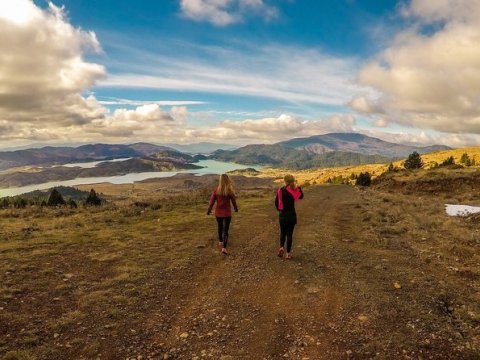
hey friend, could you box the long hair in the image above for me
[284,174,297,190]
[217,174,235,197]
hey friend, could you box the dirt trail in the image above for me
[152,185,478,359]
[2,184,478,359]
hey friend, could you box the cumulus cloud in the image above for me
[0,0,106,128]
[189,114,357,143]
[179,0,278,26]
[354,0,480,134]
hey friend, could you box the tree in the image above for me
[404,151,423,169]
[47,189,65,207]
[440,156,455,167]
[85,189,102,206]
[67,198,78,209]
[387,162,395,172]
[460,153,470,164]
[355,172,372,186]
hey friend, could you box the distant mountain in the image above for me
[166,142,239,154]
[0,143,187,171]
[278,133,451,157]
[211,133,451,169]
[211,144,393,169]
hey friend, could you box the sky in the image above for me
[1,0,480,149]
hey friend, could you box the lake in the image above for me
[0,159,260,197]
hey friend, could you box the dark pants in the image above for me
[216,217,231,248]
[279,219,296,252]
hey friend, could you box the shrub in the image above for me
[67,199,78,209]
[355,172,372,186]
[47,189,65,207]
[85,189,102,206]
[440,156,455,167]
[404,151,423,169]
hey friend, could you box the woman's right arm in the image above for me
[207,190,216,214]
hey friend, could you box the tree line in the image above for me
[0,188,103,209]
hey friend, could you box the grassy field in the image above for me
[1,167,479,359]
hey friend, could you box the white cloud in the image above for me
[0,0,105,131]
[189,114,357,143]
[101,43,365,106]
[179,0,278,26]
[354,0,480,134]
[97,97,206,106]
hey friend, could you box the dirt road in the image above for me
[1,184,478,359]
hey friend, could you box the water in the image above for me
[0,160,260,197]
[55,158,132,168]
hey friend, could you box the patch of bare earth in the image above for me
[1,173,479,359]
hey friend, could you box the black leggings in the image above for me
[279,220,296,253]
[216,217,231,248]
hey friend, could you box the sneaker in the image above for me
[222,248,228,255]
[285,252,292,260]
[277,247,285,258]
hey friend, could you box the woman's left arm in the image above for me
[299,187,304,199]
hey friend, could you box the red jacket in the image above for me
[208,189,238,217]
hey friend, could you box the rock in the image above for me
[294,280,300,285]
[346,350,353,356]
[393,282,402,289]
[180,332,189,339]
[53,333,60,339]
[357,315,368,322]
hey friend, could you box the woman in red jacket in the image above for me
[275,174,303,260]
[207,174,238,255]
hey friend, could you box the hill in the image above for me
[210,133,449,169]
[0,143,185,171]
[211,144,394,169]
[0,173,478,359]
[278,132,450,157]
[0,158,201,188]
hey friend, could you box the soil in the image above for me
[0,180,479,359]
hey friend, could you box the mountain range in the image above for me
[0,133,451,172]
[211,133,451,169]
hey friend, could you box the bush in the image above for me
[355,172,372,186]
[47,189,65,207]
[404,151,423,169]
[85,189,102,206]
[440,156,455,167]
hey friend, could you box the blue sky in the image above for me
[2,0,480,147]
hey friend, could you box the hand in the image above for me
[206,210,211,215]
[234,208,238,213]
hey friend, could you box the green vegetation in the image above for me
[404,151,423,169]
[355,172,372,186]
[85,189,102,206]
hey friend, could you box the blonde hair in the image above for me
[217,174,235,197]
[284,174,297,190]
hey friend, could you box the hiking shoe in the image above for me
[277,247,285,258]
[222,248,228,255]
[285,252,292,260]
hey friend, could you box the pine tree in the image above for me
[85,189,102,206]
[47,189,65,207]
[404,152,423,169]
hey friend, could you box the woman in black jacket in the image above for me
[275,174,304,260]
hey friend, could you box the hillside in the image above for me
[211,144,393,169]
[210,133,449,169]
[0,143,185,171]
[0,173,478,359]
[279,133,450,157]
[0,158,201,188]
